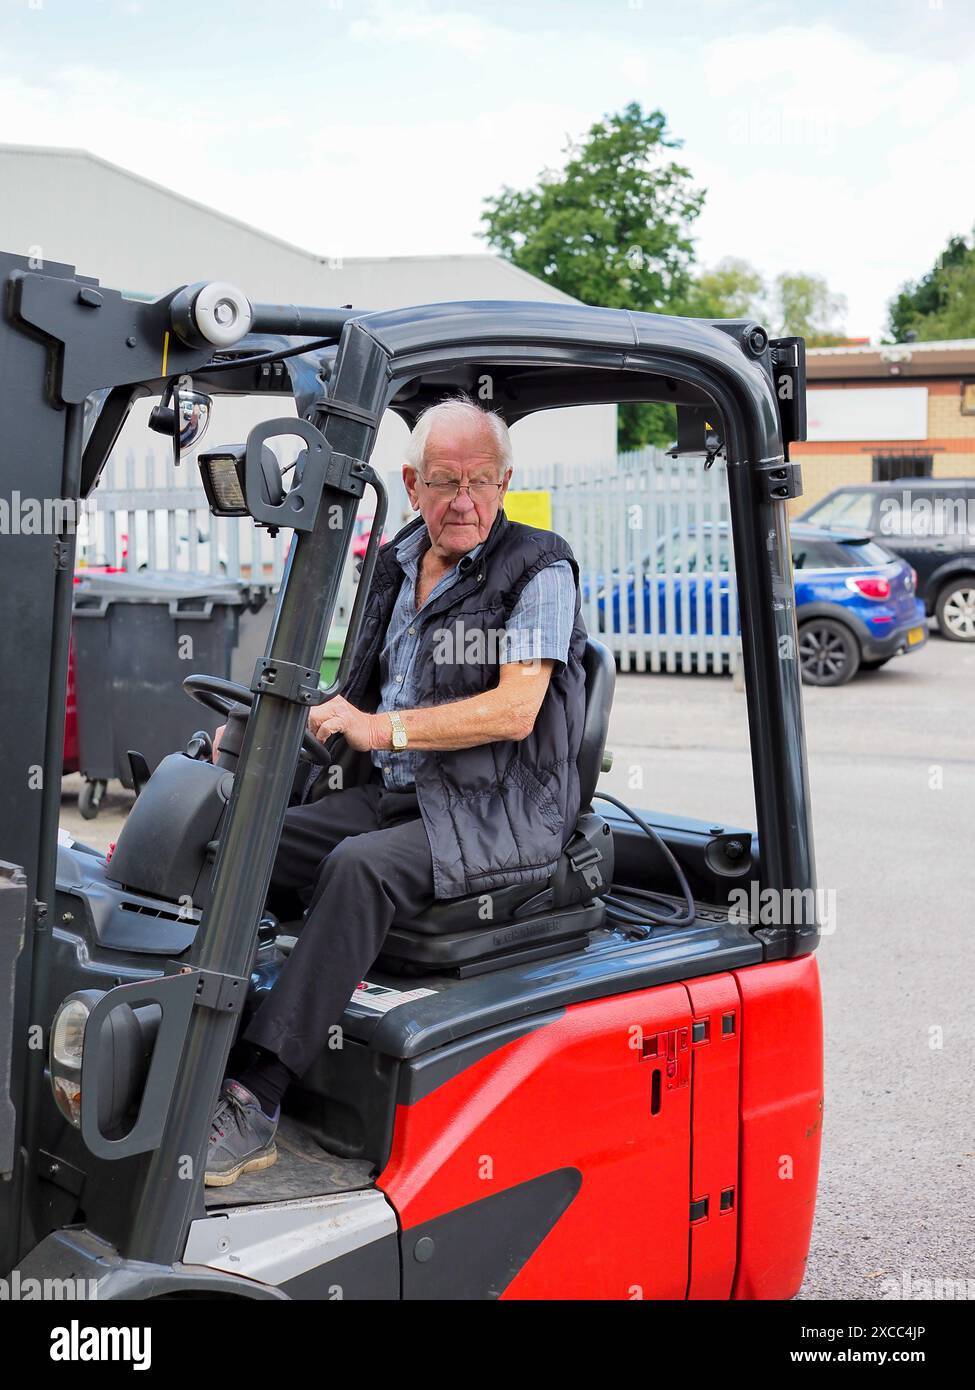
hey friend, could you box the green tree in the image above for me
[685,262,849,344]
[770,272,847,346]
[684,256,767,320]
[481,102,705,449]
[886,233,975,342]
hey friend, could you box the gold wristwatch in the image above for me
[388,711,409,751]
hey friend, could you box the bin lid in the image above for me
[72,569,254,606]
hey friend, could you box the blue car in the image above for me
[591,522,928,686]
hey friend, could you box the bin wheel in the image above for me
[78,779,107,820]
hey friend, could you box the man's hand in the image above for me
[211,724,226,764]
[308,695,388,753]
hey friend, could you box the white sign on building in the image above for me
[805,387,928,442]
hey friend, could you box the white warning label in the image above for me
[350,981,438,1013]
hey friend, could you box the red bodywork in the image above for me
[64,632,79,773]
[378,954,822,1300]
[352,517,385,561]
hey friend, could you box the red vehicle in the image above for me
[63,631,79,774]
[352,511,385,561]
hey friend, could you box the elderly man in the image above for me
[206,396,588,1186]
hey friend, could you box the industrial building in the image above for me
[794,339,975,511]
[0,142,617,512]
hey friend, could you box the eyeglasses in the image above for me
[417,474,505,502]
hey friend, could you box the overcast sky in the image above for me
[1,0,971,339]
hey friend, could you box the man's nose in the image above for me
[448,487,478,515]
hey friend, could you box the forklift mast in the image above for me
[0,252,815,1285]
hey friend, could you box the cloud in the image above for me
[248,100,598,257]
[0,60,237,163]
[686,22,975,335]
[0,10,969,339]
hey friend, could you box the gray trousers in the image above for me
[242,768,434,1076]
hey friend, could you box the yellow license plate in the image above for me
[908,626,925,646]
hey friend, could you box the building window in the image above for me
[872,454,933,483]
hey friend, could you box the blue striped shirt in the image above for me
[372,525,576,790]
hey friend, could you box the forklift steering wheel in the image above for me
[182,673,334,766]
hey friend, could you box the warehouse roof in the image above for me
[0,144,579,308]
[807,337,975,381]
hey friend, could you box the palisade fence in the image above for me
[517,447,741,674]
[80,443,362,624]
[81,443,741,676]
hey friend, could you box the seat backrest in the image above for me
[578,638,616,811]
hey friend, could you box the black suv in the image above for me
[801,477,975,642]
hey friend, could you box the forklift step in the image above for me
[204,1115,374,1210]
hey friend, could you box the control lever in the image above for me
[126,749,152,798]
[185,729,213,762]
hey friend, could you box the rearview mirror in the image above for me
[175,388,212,451]
[148,379,212,457]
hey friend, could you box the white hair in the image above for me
[405,395,513,475]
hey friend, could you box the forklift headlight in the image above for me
[199,443,285,518]
[199,447,249,515]
[49,992,101,1128]
[52,997,89,1067]
[48,990,162,1135]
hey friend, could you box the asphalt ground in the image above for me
[59,624,975,1300]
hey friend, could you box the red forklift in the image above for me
[0,253,821,1299]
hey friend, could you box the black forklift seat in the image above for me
[377,637,617,974]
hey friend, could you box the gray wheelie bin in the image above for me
[71,570,273,818]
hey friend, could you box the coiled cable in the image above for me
[591,791,697,937]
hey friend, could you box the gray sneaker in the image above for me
[205,1079,278,1187]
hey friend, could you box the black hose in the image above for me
[201,336,339,374]
[591,791,697,933]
